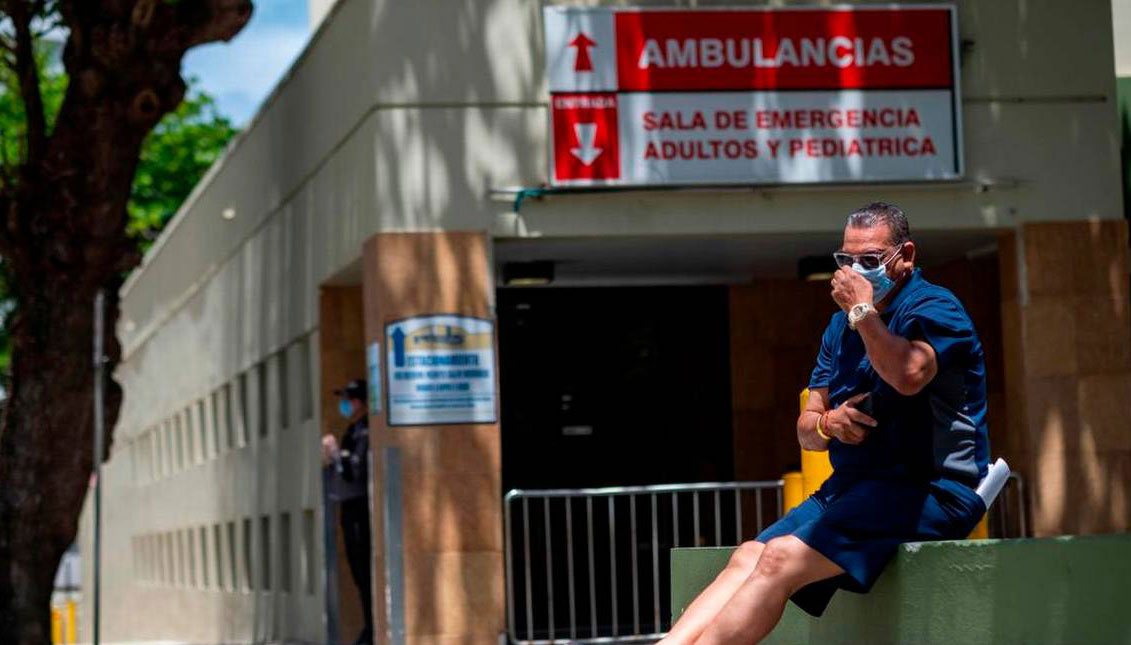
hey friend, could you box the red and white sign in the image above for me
[544,6,962,186]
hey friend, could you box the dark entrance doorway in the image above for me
[497,285,734,492]
[497,285,737,642]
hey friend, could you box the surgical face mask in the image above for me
[338,399,354,419]
[851,250,899,303]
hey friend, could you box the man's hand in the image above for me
[830,266,873,312]
[824,392,877,445]
[321,433,339,467]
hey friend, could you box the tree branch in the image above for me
[5,1,46,167]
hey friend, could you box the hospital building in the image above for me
[79,1,1131,643]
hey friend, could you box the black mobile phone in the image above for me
[852,392,874,417]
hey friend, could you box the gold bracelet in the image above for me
[816,413,832,441]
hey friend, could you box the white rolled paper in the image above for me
[975,457,1011,508]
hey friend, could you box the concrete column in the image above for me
[999,220,1131,536]
[361,232,504,644]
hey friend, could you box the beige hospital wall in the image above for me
[118,0,1123,358]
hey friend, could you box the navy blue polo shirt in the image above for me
[809,269,990,487]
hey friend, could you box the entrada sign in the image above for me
[543,5,962,186]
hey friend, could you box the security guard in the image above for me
[322,379,373,645]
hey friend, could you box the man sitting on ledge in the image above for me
[660,202,990,645]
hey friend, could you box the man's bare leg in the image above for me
[657,541,765,645]
[694,536,843,645]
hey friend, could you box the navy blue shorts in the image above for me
[755,473,985,617]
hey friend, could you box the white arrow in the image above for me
[570,122,603,165]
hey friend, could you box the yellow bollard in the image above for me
[65,599,77,643]
[968,513,989,540]
[783,471,804,513]
[50,606,62,644]
[798,389,834,497]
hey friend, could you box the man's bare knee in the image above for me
[726,540,764,572]
[751,536,805,584]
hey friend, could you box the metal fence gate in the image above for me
[503,481,785,645]
[503,474,1029,644]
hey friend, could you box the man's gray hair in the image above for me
[846,202,911,245]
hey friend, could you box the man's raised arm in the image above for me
[854,315,937,396]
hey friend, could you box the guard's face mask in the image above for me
[338,399,354,419]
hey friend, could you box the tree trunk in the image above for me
[0,2,251,641]
[0,284,123,643]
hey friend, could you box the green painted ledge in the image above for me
[671,535,1131,644]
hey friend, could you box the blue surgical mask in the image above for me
[852,261,896,304]
[338,399,353,419]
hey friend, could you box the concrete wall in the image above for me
[671,537,1131,644]
[88,0,1127,641]
[1115,0,1131,76]
[308,0,337,32]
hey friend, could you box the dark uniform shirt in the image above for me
[808,269,990,487]
[330,416,369,501]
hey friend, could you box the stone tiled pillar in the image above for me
[361,232,504,644]
[999,220,1131,536]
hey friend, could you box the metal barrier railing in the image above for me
[503,481,785,645]
[503,472,1027,645]
[990,472,1028,538]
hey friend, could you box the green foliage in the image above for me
[0,40,67,181]
[128,81,238,247]
[0,42,237,379]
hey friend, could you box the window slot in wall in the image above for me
[302,508,315,595]
[278,349,290,430]
[243,517,254,591]
[175,530,185,586]
[174,413,185,471]
[224,382,235,449]
[196,400,208,461]
[153,425,164,479]
[228,520,239,590]
[150,430,158,482]
[164,420,175,475]
[213,523,225,590]
[299,337,313,422]
[164,533,174,586]
[186,528,197,588]
[211,390,223,457]
[238,371,250,446]
[140,536,148,583]
[199,526,210,588]
[279,512,292,593]
[257,360,268,438]
[260,514,272,590]
[156,531,165,583]
[184,406,196,465]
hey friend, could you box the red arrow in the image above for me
[569,32,596,72]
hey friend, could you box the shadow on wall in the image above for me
[999,220,1131,539]
[366,232,502,640]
